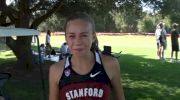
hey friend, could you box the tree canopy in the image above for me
[0,0,180,67]
[0,0,64,68]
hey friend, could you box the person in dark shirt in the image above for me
[171,23,179,62]
[49,12,125,100]
[45,43,52,58]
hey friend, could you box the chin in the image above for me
[72,50,89,56]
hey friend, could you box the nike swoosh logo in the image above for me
[90,71,101,78]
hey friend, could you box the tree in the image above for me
[142,0,163,14]
[0,0,118,68]
[56,0,117,32]
[137,14,155,32]
[161,0,180,25]
[38,14,65,32]
[109,0,143,32]
[0,0,160,68]
[0,0,64,68]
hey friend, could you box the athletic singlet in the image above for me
[59,52,112,100]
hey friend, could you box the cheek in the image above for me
[85,37,93,48]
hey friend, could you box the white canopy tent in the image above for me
[0,26,47,100]
[0,27,40,50]
[0,27,39,37]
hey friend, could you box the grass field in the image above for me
[0,35,180,100]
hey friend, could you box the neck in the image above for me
[71,51,95,70]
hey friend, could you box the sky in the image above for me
[143,6,154,13]
[6,0,13,5]
[141,2,154,14]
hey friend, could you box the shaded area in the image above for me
[31,45,60,53]
[0,58,54,100]
[118,54,180,100]
[0,53,180,100]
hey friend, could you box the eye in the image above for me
[81,33,89,37]
[82,34,88,37]
[69,35,75,38]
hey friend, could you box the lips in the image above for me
[73,48,83,51]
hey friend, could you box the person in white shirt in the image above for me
[59,42,70,60]
[155,22,167,60]
[45,30,51,45]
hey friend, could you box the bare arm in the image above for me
[111,58,125,100]
[49,61,64,100]
[155,29,160,41]
[102,54,125,100]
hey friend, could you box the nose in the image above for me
[74,37,82,45]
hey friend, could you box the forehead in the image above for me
[66,19,92,32]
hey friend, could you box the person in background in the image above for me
[59,42,70,60]
[170,23,179,62]
[155,22,167,61]
[40,44,45,63]
[45,43,52,58]
[46,30,51,45]
[49,12,125,100]
[51,49,56,56]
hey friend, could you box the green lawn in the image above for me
[0,35,180,100]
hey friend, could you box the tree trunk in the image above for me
[0,0,7,25]
[16,36,35,69]
[104,15,112,32]
[6,0,36,69]
[6,36,35,69]
[3,0,63,69]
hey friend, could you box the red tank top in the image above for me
[59,52,112,100]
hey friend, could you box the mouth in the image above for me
[73,48,83,52]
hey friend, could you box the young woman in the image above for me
[46,30,51,45]
[49,12,125,100]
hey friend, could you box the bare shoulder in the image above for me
[49,60,65,84]
[100,54,120,80]
[49,60,64,73]
[100,53,125,100]
[101,54,120,69]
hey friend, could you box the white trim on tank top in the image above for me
[64,51,101,68]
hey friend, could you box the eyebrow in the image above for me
[67,32,75,35]
[67,32,89,35]
[80,32,89,34]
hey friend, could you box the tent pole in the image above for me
[35,35,47,100]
